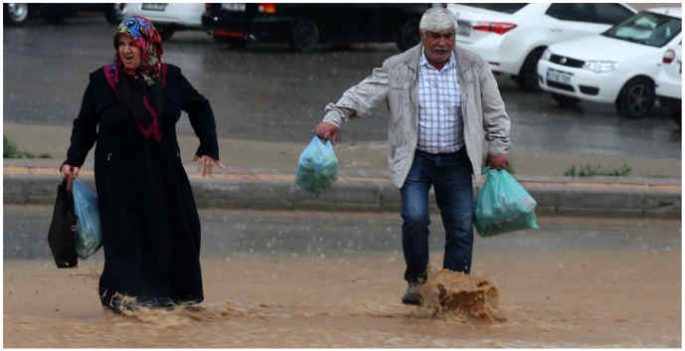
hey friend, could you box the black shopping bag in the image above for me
[47,180,78,268]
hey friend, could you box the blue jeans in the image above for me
[400,148,474,283]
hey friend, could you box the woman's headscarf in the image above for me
[112,16,164,86]
[106,16,165,142]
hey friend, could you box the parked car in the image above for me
[447,3,636,91]
[202,3,431,52]
[118,3,207,41]
[3,3,122,25]
[655,40,682,126]
[537,7,682,119]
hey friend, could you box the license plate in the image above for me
[142,3,167,11]
[457,20,471,37]
[546,69,573,85]
[221,3,246,12]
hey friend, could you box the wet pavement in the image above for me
[3,14,681,159]
[4,207,681,347]
[4,206,681,260]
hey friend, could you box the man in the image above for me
[314,8,510,305]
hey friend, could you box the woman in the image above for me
[60,16,223,312]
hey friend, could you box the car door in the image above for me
[542,3,634,43]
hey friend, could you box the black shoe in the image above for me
[401,283,423,306]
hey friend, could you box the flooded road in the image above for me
[4,251,680,347]
[4,207,681,347]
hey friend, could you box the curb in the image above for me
[3,169,681,219]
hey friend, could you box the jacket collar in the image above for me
[403,45,471,77]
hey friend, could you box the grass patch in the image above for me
[4,135,52,159]
[564,163,631,177]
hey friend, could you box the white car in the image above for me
[119,3,206,41]
[655,40,682,126]
[538,7,682,119]
[447,3,636,91]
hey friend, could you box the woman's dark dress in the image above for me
[65,64,218,308]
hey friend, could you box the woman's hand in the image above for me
[192,155,225,177]
[59,164,80,191]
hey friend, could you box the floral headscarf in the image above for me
[104,16,165,142]
[112,16,164,86]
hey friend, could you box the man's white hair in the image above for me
[419,7,458,33]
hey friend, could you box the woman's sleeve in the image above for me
[64,77,99,168]
[178,70,220,160]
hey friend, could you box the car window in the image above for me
[592,4,635,25]
[463,3,527,14]
[546,3,595,22]
[604,12,682,47]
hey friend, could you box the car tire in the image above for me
[615,77,655,119]
[516,47,545,92]
[290,19,319,53]
[105,3,125,26]
[550,93,580,106]
[4,3,31,25]
[396,16,420,52]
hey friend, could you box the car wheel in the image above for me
[516,47,545,92]
[4,3,30,25]
[396,16,420,52]
[290,19,319,53]
[105,3,125,25]
[615,77,655,119]
[551,93,580,106]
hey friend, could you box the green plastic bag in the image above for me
[72,179,102,258]
[295,136,339,196]
[475,168,538,237]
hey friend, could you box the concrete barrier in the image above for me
[3,172,680,219]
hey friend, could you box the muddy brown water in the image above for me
[4,249,680,347]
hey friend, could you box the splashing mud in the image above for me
[420,269,506,321]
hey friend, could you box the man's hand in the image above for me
[59,164,80,191]
[315,122,340,145]
[193,155,226,177]
[487,154,508,170]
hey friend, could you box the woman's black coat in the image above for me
[65,64,218,308]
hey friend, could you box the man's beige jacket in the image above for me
[323,44,511,188]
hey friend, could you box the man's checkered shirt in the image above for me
[417,50,463,154]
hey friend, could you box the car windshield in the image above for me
[603,11,681,47]
[462,3,527,14]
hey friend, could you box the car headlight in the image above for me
[583,60,618,73]
[541,48,552,61]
